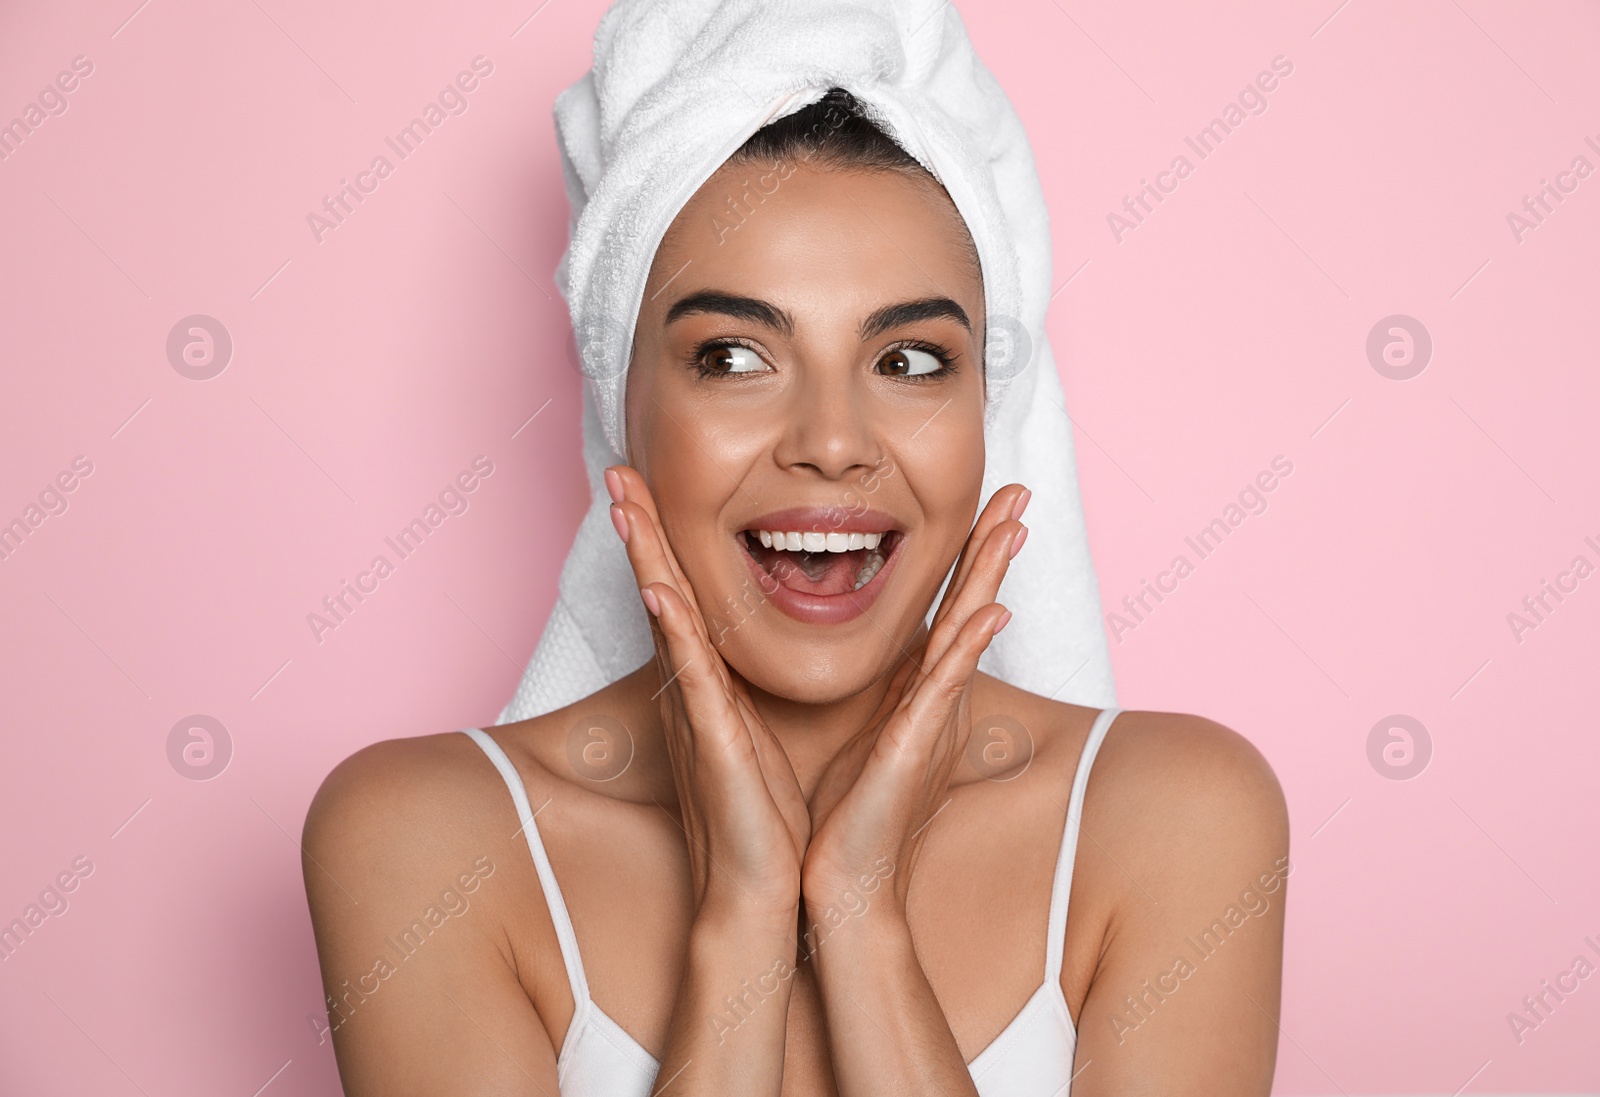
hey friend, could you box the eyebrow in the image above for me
[663,290,971,342]
[859,297,971,341]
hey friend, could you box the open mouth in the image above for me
[740,527,905,597]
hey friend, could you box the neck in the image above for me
[628,625,929,800]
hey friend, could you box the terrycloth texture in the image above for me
[499,0,1116,723]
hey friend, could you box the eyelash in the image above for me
[688,338,959,382]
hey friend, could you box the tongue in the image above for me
[749,542,868,597]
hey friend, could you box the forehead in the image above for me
[645,162,984,320]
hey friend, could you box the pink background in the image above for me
[1,0,1595,1093]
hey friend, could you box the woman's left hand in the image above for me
[800,482,1031,918]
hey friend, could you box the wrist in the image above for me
[674,902,801,1063]
[797,883,908,971]
[799,851,902,919]
[692,892,801,948]
[687,909,805,1008]
[802,900,914,980]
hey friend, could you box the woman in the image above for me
[302,6,1288,1095]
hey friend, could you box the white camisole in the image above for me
[462,705,1121,1095]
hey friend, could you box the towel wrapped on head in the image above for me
[499,0,1115,723]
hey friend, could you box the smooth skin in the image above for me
[302,159,1289,1096]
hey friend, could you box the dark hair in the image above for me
[729,88,982,286]
[731,87,928,177]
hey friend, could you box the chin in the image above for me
[718,641,899,706]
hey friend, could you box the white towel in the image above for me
[499,0,1116,724]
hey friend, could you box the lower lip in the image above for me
[737,533,905,626]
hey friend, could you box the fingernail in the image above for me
[1009,524,1028,559]
[604,467,624,504]
[641,588,661,617]
[610,504,629,545]
[1010,488,1031,520]
[993,608,1012,634]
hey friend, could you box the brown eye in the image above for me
[878,347,944,377]
[700,344,766,374]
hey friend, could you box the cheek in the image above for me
[631,397,769,602]
[625,354,771,475]
[900,416,985,517]
[638,395,771,489]
[880,411,985,607]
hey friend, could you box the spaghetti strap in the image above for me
[460,728,592,1013]
[1044,707,1121,982]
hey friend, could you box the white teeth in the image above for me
[853,550,886,590]
[751,529,895,554]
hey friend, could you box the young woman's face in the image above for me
[625,159,987,704]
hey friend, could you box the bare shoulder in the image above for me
[975,680,1288,870]
[302,728,509,869]
[298,726,540,965]
[298,723,574,1091]
[1064,711,1290,1092]
[1094,710,1292,863]
[1092,708,1287,832]
[301,689,635,854]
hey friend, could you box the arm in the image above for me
[807,902,980,1097]
[650,908,803,1094]
[609,465,814,1095]
[304,460,817,1096]
[302,737,561,1096]
[1070,715,1290,1095]
[803,483,1030,1097]
[303,729,802,1097]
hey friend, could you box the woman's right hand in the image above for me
[606,464,811,927]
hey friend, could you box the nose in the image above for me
[770,361,883,482]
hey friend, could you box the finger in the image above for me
[662,603,807,871]
[726,672,801,789]
[609,466,736,692]
[924,512,1024,670]
[870,645,923,726]
[929,484,1029,637]
[646,581,750,761]
[613,500,689,620]
[608,465,704,615]
[893,603,1010,760]
[848,605,1005,848]
[934,484,1027,616]
[612,495,731,692]
[614,503,699,684]
[733,690,811,843]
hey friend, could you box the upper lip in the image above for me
[739,506,903,535]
